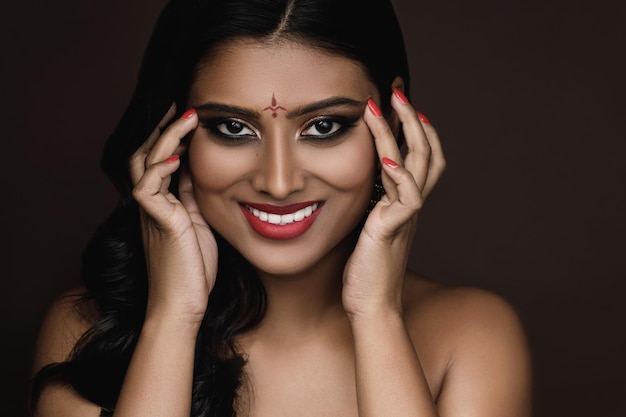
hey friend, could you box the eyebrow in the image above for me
[194,96,365,120]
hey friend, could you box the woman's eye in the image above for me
[301,119,343,137]
[214,119,255,137]
[201,118,258,143]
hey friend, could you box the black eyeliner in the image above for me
[300,115,361,143]
[199,117,258,144]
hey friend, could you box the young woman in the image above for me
[30,0,532,416]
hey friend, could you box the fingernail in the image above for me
[181,108,196,119]
[382,157,398,168]
[367,99,383,117]
[165,155,180,163]
[417,111,430,124]
[393,88,409,104]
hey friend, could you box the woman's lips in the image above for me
[239,201,324,240]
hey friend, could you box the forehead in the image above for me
[188,39,377,106]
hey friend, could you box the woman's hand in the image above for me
[342,89,445,319]
[130,104,218,326]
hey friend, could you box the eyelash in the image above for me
[201,118,257,144]
[200,116,359,144]
[301,116,359,142]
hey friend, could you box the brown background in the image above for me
[3,0,625,416]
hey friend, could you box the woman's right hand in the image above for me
[130,104,218,326]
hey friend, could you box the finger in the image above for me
[390,89,447,199]
[374,157,422,235]
[130,103,177,184]
[157,143,188,195]
[390,90,431,194]
[144,108,197,171]
[178,164,201,216]
[418,116,446,198]
[363,98,403,201]
[132,155,182,224]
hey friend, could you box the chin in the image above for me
[242,248,325,277]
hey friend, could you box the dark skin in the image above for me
[32,39,532,417]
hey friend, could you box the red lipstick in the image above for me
[239,201,324,240]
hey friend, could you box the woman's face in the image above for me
[187,39,379,275]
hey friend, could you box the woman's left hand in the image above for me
[342,89,446,319]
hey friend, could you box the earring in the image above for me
[367,180,385,213]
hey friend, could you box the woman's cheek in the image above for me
[303,135,377,191]
[188,140,253,191]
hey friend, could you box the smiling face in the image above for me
[186,39,379,276]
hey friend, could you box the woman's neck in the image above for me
[251,234,356,339]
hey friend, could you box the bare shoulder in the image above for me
[32,286,96,375]
[402,271,528,342]
[31,286,103,417]
[34,383,103,417]
[402,272,533,416]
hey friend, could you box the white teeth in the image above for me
[247,203,319,225]
[267,214,281,224]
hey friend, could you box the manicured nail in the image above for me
[165,155,180,163]
[181,108,196,119]
[382,157,398,168]
[417,111,430,124]
[393,88,409,104]
[367,99,383,117]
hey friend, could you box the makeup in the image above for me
[382,157,398,168]
[367,99,382,117]
[262,93,287,118]
[186,39,377,273]
[240,201,324,240]
[392,87,409,104]
[181,108,196,119]
[417,111,431,125]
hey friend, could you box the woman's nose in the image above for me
[252,136,305,200]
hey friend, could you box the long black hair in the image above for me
[31,0,410,415]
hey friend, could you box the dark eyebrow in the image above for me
[193,97,365,120]
[194,102,260,119]
[286,97,365,119]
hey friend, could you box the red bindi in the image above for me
[262,93,287,118]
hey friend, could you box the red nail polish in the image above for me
[417,111,430,124]
[367,99,383,117]
[393,88,409,104]
[165,155,180,163]
[181,108,196,119]
[382,157,398,168]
